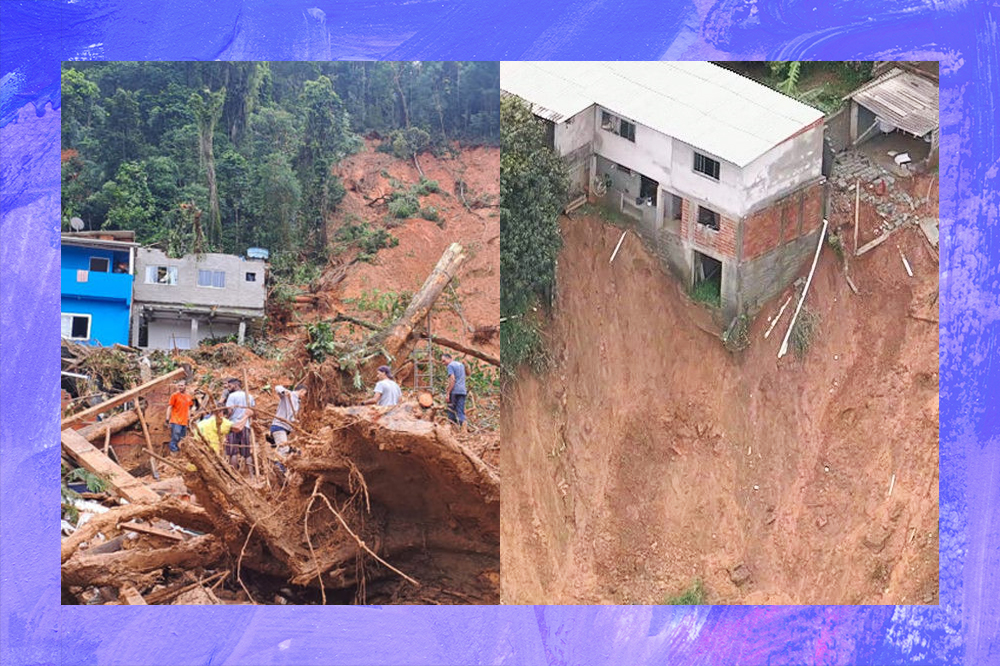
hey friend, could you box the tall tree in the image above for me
[188,87,226,247]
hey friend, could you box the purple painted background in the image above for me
[1,1,996,664]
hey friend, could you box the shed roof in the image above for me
[847,68,939,137]
[500,61,825,168]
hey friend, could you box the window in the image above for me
[619,119,636,142]
[89,257,109,272]
[61,313,91,340]
[616,163,632,175]
[694,152,721,180]
[245,272,256,282]
[600,111,636,142]
[697,206,721,231]
[198,270,226,288]
[145,266,178,285]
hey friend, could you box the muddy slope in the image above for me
[501,210,939,605]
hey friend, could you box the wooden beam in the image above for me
[120,521,184,542]
[856,226,904,256]
[119,585,148,605]
[61,368,186,431]
[76,410,140,443]
[420,334,500,367]
[61,429,160,504]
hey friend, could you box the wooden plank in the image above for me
[61,368,186,430]
[854,180,860,254]
[609,230,628,264]
[120,521,184,542]
[134,403,159,481]
[61,429,160,504]
[119,584,148,605]
[855,225,903,257]
[845,274,860,295]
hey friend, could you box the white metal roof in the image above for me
[847,68,939,137]
[500,61,825,168]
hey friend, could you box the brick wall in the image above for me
[742,180,824,261]
[683,199,738,259]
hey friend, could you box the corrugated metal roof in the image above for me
[848,68,939,137]
[500,61,825,167]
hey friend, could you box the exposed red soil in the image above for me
[501,175,939,604]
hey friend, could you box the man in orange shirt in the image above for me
[165,380,194,453]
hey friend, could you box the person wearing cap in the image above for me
[224,377,256,467]
[271,383,306,447]
[364,366,401,406]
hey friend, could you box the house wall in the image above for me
[146,316,239,350]
[60,295,131,346]
[61,245,131,272]
[555,107,596,197]
[741,120,824,207]
[133,249,266,312]
[737,180,826,315]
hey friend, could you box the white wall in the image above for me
[146,316,239,350]
[741,123,824,209]
[554,106,595,155]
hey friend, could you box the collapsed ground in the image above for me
[502,166,939,605]
[61,143,500,605]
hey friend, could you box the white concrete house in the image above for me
[501,61,828,320]
[132,248,267,350]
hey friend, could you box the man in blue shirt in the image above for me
[442,352,468,431]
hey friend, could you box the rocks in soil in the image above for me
[729,563,752,586]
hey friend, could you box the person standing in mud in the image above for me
[442,353,468,431]
[164,380,194,454]
[271,383,306,448]
[224,378,255,469]
[364,366,401,406]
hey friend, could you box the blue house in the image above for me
[61,230,138,346]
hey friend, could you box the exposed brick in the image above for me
[742,181,825,260]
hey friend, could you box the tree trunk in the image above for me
[377,243,467,362]
[62,534,224,587]
[75,410,139,443]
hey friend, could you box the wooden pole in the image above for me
[853,180,860,255]
[134,402,159,481]
[779,219,828,359]
[244,369,261,481]
[61,368,185,430]
[103,422,112,456]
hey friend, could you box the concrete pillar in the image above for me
[849,101,859,145]
[237,320,246,345]
[190,317,199,347]
[131,309,141,347]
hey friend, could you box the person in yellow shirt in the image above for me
[196,413,232,454]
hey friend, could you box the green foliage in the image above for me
[500,97,568,318]
[346,289,410,322]
[690,279,722,308]
[664,579,706,605]
[500,314,549,382]
[723,314,751,352]
[826,230,844,260]
[333,221,399,261]
[304,321,337,361]
[466,358,500,396]
[388,193,420,219]
[790,306,820,358]
[61,463,108,524]
[419,206,441,223]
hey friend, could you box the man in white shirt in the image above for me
[364,366,401,406]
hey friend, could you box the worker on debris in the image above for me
[164,380,194,453]
[442,353,468,431]
[224,378,256,468]
[196,413,232,454]
[364,366,401,406]
[271,383,306,447]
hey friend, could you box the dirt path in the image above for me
[502,198,939,604]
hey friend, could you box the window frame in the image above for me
[693,152,721,181]
[198,269,226,289]
[696,205,721,231]
[245,272,257,282]
[146,265,178,285]
[89,256,110,273]
[600,110,637,142]
[61,312,92,340]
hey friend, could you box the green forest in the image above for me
[61,61,500,264]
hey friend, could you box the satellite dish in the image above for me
[70,217,85,232]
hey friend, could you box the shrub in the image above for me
[304,321,337,361]
[500,315,549,382]
[790,305,820,358]
[420,206,440,223]
[388,194,420,219]
[690,279,721,308]
[664,579,706,605]
[333,221,399,261]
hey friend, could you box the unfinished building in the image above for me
[501,61,827,320]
